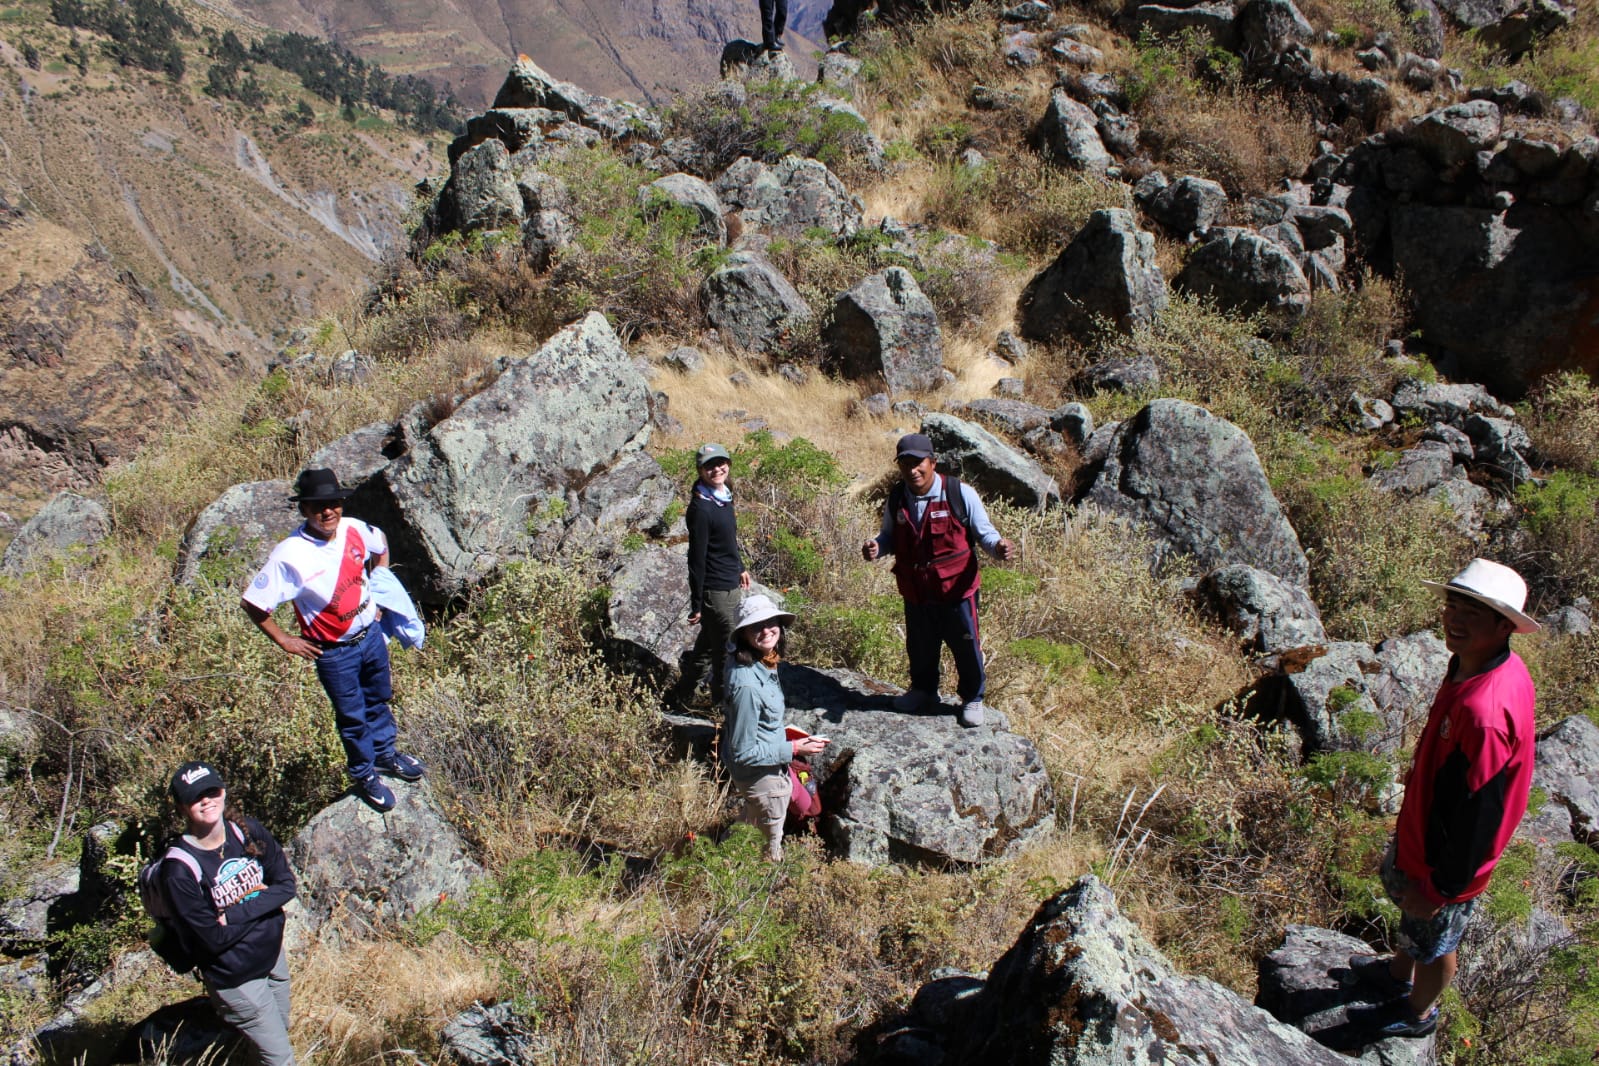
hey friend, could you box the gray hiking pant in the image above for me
[208,949,294,1066]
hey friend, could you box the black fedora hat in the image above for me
[289,468,354,503]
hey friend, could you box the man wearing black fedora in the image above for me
[240,468,424,812]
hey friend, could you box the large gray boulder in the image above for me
[441,1002,543,1066]
[449,139,524,232]
[174,480,297,587]
[1390,379,1514,424]
[1037,90,1113,174]
[824,268,945,395]
[1532,714,1599,846]
[1087,399,1308,585]
[778,666,1055,866]
[0,862,77,949]
[1435,0,1573,55]
[0,705,43,776]
[1,491,111,577]
[892,876,1349,1064]
[714,156,863,238]
[1018,209,1167,341]
[1258,925,1438,1064]
[1242,633,1448,756]
[490,54,659,141]
[1130,2,1239,49]
[1134,172,1229,237]
[1236,0,1315,54]
[288,779,483,931]
[349,313,672,604]
[922,413,1062,510]
[700,253,814,354]
[1174,227,1312,320]
[1369,441,1460,496]
[948,398,1053,437]
[607,544,783,679]
[1197,565,1326,654]
[640,173,726,247]
[308,422,394,490]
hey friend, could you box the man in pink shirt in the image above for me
[1351,558,1539,1038]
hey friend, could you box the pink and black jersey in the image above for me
[1395,650,1537,905]
[242,518,386,642]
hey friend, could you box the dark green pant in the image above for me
[679,587,742,702]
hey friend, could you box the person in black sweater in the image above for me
[671,443,750,710]
[161,761,298,1066]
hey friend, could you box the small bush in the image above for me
[1121,29,1317,199]
[1513,471,1599,602]
[663,78,874,178]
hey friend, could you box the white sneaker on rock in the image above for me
[958,701,986,728]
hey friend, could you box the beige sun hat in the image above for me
[735,593,795,632]
[1421,558,1540,634]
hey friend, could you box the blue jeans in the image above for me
[905,593,985,703]
[314,631,397,780]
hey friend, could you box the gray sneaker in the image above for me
[958,700,986,727]
[893,689,934,712]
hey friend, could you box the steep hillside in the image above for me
[210,0,830,105]
[0,3,451,508]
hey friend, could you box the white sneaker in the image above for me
[893,689,934,712]
[958,701,986,728]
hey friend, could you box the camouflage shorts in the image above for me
[1380,840,1475,964]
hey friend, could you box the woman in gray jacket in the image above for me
[722,595,827,861]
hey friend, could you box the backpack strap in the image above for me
[942,475,977,550]
[163,845,203,881]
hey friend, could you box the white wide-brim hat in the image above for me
[1421,558,1541,634]
[735,593,795,632]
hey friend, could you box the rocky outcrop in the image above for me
[714,156,863,238]
[1018,209,1167,340]
[1241,632,1448,755]
[922,413,1062,510]
[0,491,111,576]
[1531,714,1599,846]
[174,480,297,587]
[700,253,814,353]
[824,268,945,394]
[1036,90,1112,174]
[640,173,726,247]
[607,544,783,678]
[1086,400,1308,585]
[1435,0,1575,56]
[1333,101,1599,398]
[441,1002,542,1066]
[1134,172,1229,238]
[1197,565,1326,655]
[883,876,1350,1064]
[1258,925,1438,1063]
[349,313,672,604]
[778,666,1056,866]
[308,422,395,489]
[288,779,483,931]
[0,862,77,950]
[1174,227,1312,320]
[489,55,660,142]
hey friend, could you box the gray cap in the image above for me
[696,443,731,467]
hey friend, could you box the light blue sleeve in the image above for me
[960,483,1004,555]
[724,664,793,770]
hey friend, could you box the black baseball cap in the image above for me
[896,433,934,461]
[169,761,226,805]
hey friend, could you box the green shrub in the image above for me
[662,78,873,177]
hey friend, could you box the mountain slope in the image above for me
[0,11,449,507]
[212,0,828,105]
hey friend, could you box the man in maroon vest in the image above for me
[861,433,1015,727]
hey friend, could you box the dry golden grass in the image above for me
[292,936,497,1063]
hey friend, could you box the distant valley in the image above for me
[212,0,829,106]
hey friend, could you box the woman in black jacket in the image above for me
[671,443,749,710]
[161,761,298,1066]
